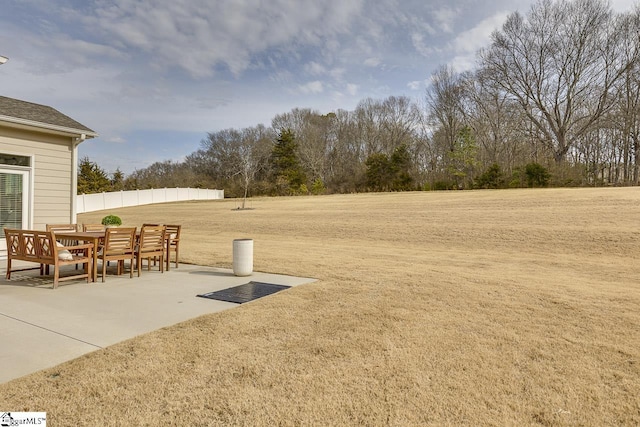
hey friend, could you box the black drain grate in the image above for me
[197,281,291,304]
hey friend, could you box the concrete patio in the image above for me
[0,261,315,384]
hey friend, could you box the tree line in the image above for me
[80,0,640,197]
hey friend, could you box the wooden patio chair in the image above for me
[46,224,79,247]
[135,224,166,275]
[46,223,80,272]
[164,224,181,271]
[83,223,107,265]
[83,224,106,232]
[97,227,136,282]
[141,223,163,267]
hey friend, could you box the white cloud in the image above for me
[329,68,346,80]
[346,83,358,96]
[407,80,425,90]
[447,11,511,72]
[609,0,636,12]
[79,0,366,78]
[299,81,324,94]
[364,57,382,67]
[448,55,477,73]
[452,11,510,55]
[433,6,461,33]
[411,33,439,57]
[305,61,327,76]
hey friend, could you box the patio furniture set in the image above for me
[4,223,181,288]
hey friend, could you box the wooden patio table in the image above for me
[55,230,171,282]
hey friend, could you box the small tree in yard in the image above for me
[234,126,272,209]
[271,129,307,195]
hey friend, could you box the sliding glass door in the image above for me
[0,169,29,251]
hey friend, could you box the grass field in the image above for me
[1,188,639,425]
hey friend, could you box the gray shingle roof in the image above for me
[0,95,96,134]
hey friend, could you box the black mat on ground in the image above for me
[197,281,291,304]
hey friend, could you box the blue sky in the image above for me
[0,0,636,174]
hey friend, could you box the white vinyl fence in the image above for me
[76,188,224,214]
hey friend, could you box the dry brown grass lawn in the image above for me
[1,188,640,425]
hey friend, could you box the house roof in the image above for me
[0,95,97,138]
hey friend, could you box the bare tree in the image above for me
[379,96,422,154]
[235,125,274,208]
[426,66,469,184]
[327,108,366,192]
[199,126,273,203]
[427,66,467,151]
[353,98,386,159]
[479,0,636,165]
[464,69,528,175]
[199,128,244,181]
[609,9,640,183]
[272,108,335,185]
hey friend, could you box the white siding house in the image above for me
[0,96,97,257]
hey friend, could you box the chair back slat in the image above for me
[135,225,166,275]
[46,224,78,247]
[46,224,78,233]
[83,224,106,232]
[139,225,165,253]
[96,227,136,282]
[104,227,136,255]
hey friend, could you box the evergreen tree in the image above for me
[366,145,414,192]
[525,163,551,188]
[390,144,414,191]
[271,129,306,194]
[365,153,392,191]
[475,163,504,189]
[77,156,111,194]
[111,168,125,191]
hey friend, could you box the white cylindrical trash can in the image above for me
[233,238,253,276]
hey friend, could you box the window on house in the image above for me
[0,153,30,167]
[0,172,25,237]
